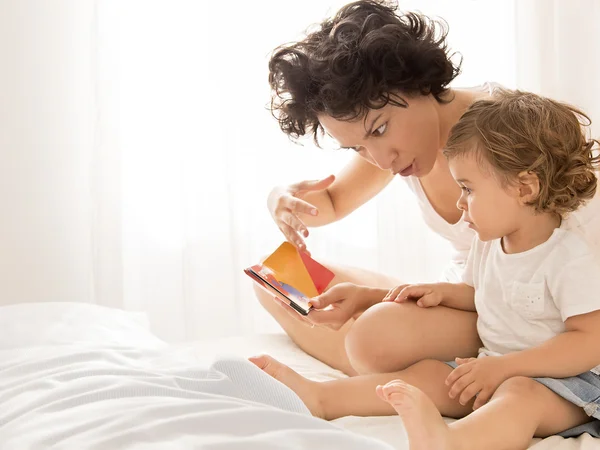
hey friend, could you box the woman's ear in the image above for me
[516,171,540,205]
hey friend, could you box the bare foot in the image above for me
[377,379,456,450]
[249,354,325,419]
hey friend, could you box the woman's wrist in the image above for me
[358,285,389,310]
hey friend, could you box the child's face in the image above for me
[449,153,523,241]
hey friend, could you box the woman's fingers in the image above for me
[310,284,346,309]
[273,296,314,325]
[307,308,346,330]
[282,196,319,217]
[280,211,310,238]
[279,223,307,252]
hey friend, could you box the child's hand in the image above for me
[382,283,443,308]
[382,284,409,302]
[445,356,511,410]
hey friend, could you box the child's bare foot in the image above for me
[377,379,456,450]
[249,354,325,419]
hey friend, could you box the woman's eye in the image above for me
[373,122,387,136]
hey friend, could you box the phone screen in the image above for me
[245,267,312,315]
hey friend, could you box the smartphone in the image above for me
[244,265,313,315]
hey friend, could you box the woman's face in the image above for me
[318,94,442,177]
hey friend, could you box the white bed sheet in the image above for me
[190,333,600,450]
[0,303,395,450]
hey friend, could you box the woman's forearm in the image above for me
[294,189,337,227]
[360,286,390,311]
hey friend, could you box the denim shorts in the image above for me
[445,361,600,438]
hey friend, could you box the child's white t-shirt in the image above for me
[463,225,600,373]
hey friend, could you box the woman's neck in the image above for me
[437,88,491,151]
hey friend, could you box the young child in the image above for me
[377,90,600,448]
[251,91,600,448]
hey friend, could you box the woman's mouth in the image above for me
[395,161,416,177]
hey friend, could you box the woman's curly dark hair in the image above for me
[268,0,461,145]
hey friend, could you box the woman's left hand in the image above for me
[445,356,511,410]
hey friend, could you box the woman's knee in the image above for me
[345,301,424,374]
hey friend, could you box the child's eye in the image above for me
[372,122,387,137]
[461,186,472,195]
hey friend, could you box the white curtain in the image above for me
[1,0,598,342]
[515,0,600,136]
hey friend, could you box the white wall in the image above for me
[0,0,95,304]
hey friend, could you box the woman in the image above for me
[255,0,599,377]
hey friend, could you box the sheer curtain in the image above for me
[515,0,600,136]
[2,1,598,342]
[93,0,523,341]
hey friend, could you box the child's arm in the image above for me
[502,309,600,378]
[439,283,476,311]
[384,282,475,311]
[503,249,600,378]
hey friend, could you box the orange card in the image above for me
[261,242,335,298]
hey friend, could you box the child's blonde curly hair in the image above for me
[444,90,600,216]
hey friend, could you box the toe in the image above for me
[249,354,278,373]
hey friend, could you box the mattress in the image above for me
[189,333,600,450]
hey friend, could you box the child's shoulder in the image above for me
[551,228,597,264]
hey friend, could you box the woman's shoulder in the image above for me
[456,81,507,98]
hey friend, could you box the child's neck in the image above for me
[501,212,562,254]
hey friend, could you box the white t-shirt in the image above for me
[402,82,600,266]
[402,82,502,263]
[463,225,600,373]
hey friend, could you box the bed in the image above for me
[191,334,600,450]
[1,303,598,449]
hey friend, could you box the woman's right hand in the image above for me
[267,175,335,253]
[307,282,369,330]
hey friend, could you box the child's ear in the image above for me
[516,171,540,205]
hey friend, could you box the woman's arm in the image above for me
[501,309,600,378]
[296,155,394,227]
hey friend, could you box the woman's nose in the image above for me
[368,147,397,170]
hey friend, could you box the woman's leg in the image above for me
[254,263,399,375]
[255,262,481,376]
[380,376,592,450]
[345,301,481,375]
[250,355,474,420]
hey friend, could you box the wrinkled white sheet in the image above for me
[3,303,598,450]
[0,303,393,450]
[191,335,600,450]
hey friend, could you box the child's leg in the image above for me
[380,377,592,450]
[250,355,473,420]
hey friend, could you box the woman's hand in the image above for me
[307,282,370,330]
[382,283,444,308]
[267,175,335,253]
[445,356,511,410]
